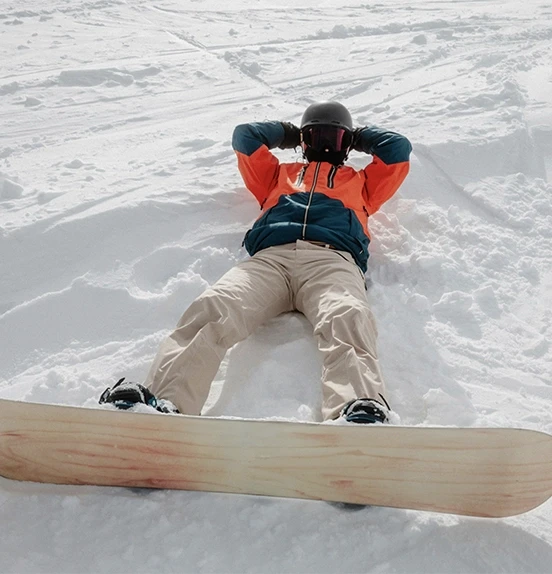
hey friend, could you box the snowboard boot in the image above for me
[339,397,390,425]
[99,378,179,414]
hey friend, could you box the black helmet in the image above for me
[300,101,353,165]
[301,101,353,131]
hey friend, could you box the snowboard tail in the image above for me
[1,398,551,518]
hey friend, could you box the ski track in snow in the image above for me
[1,0,552,572]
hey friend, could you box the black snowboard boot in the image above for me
[99,378,179,414]
[339,397,390,424]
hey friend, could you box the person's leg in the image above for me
[293,242,387,421]
[145,246,294,414]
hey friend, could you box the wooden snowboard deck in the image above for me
[0,398,551,517]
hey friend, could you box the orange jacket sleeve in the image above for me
[355,127,412,214]
[232,122,285,207]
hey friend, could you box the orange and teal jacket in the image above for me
[232,122,412,272]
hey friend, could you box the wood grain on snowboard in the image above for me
[0,398,551,517]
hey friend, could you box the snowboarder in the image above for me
[100,101,412,424]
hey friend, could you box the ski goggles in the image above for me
[301,125,353,153]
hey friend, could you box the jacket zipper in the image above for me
[301,162,321,239]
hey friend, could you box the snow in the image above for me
[1,0,551,571]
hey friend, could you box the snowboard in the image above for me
[0,397,551,518]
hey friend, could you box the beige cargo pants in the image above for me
[145,240,387,420]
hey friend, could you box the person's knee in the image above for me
[316,300,378,338]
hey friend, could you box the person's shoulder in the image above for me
[340,163,364,176]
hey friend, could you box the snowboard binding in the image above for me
[99,378,179,414]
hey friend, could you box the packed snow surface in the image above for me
[1,0,552,572]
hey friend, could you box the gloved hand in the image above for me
[278,122,301,149]
[352,127,366,152]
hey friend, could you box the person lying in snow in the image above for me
[99,101,412,424]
